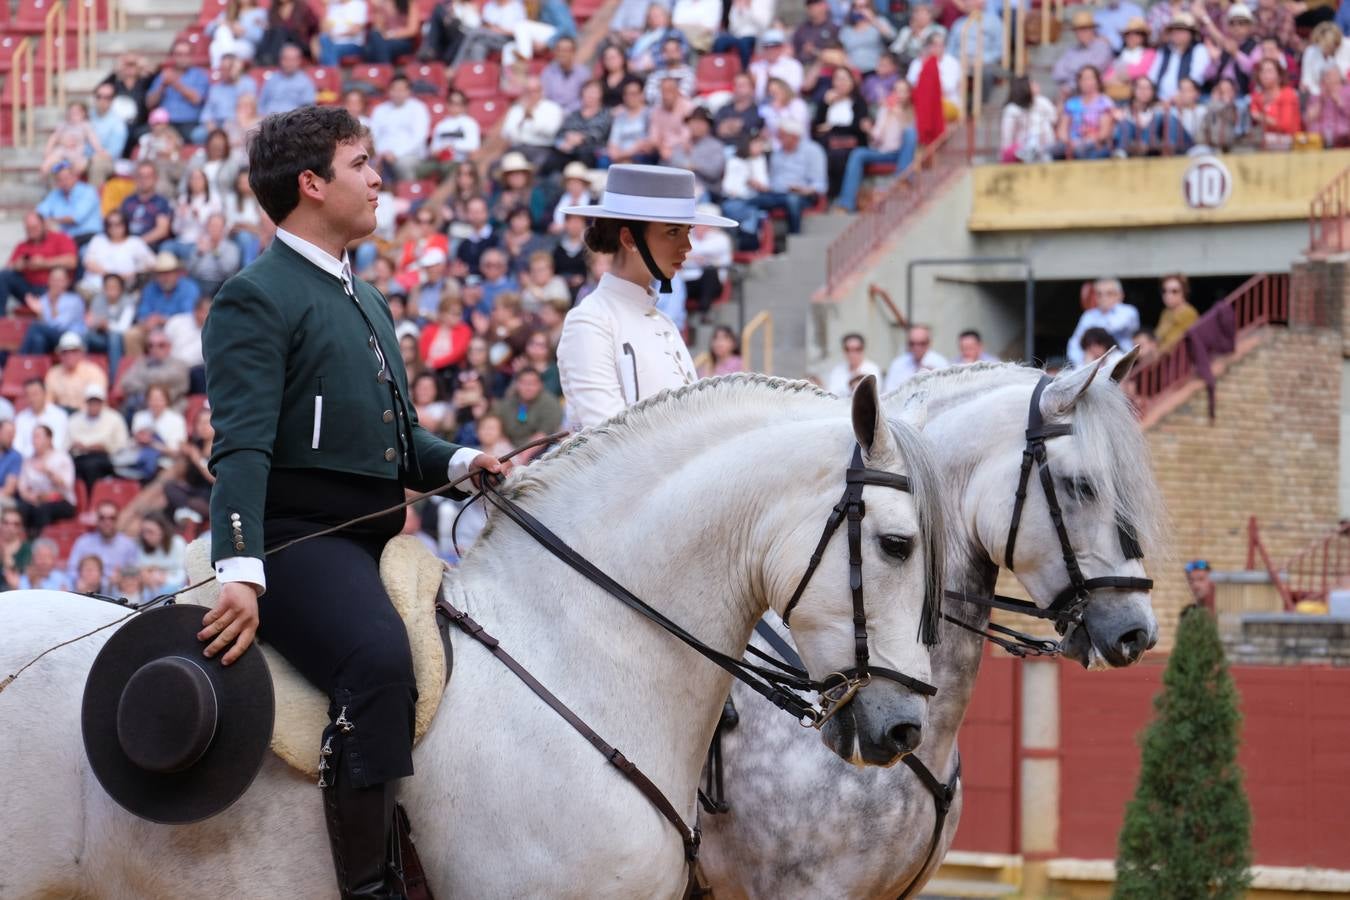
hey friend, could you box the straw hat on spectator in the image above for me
[498,151,534,175]
[1068,10,1097,29]
[561,161,593,186]
[1166,12,1200,32]
[57,332,85,353]
[1122,16,1149,38]
[152,251,183,273]
[760,28,787,47]
[1226,3,1254,22]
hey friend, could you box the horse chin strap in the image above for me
[627,224,673,294]
[947,374,1153,650]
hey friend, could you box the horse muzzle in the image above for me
[819,682,927,767]
[1061,595,1158,669]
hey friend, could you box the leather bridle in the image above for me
[945,373,1154,647]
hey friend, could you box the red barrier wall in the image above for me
[950,653,1018,854]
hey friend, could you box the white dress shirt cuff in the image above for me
[448,446,482,484]
[215,556,267,595]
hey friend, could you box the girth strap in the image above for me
[436,597,702,865]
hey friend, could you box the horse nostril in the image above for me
[884,722,922,755]
[1116,628,1150,664]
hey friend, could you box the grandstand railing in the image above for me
[10,38,36,148]
[823,128,959,298]
[1246,517,1297,611]
[43,0,68,110]
[1280,519,1350,608]
[742,310,774,374]
[1308,165,1350,255]
[1126,272,1290,417]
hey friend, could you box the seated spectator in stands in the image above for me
[518,252,570,313]
[1250,57,1302,146]
[599,44,644,109]
[258,43,317,116]
[883,323,949,389]
[15,380,69,457]
[455,197,500,276]
[543,84,610,175]
[711,0,772,70]
[370,75,431,183]
[486,0,557,65]
[410,248,454,320]
[813,66,871,200]
[1094,0,1146,52]
[257,0,321,64]
[109,563,147,602]
[794,0,840,69]
[670,107,726,195]
[1078,326,1113,362]
[552,214,588,295]
[863,52,903,106]
[891,3,946,69]
[133,252,200,352]
[631,7,687,75]
[907,32,963,117]
[1067,277,1138,366]
[474,412,514,455]
[1054,11,1116,93]
[1301,21,1350,95]
[146,41,209,142]
[514,328,562,394]
[67,385,129,489]
[421,291,472,373]
[136,510,187,593]
[649,77,696,162]
[165,295,211,393]
[697,325,745,377]
[195,55,257,145]
[78,212,153,297]
[1113,77,1167,156]
[168,169,224,261]
[138,384,189,453]
[1054,66,1115,159]
[540,37,588,114]
[136,110,188,194]
[15,425,76,538]
[366,0,420,62]
[826,333,882,395]
[227,93,263,152]
[1148,13,1210,101]
[120,161,174,251]
[319,0,372,65]
[1104,17,1155,92]
[490,154,550,229]
[395,208,449,285]
[502,75,565,167]
[720,134,771,248]
[225,169,269,265]
[841,0,897,75]
[956,328,997,363]
[1198,4,1258,96]
[430,90,483,164]
[1307,66,1350,147]
[101,53,153,138]
[407,372,450,433]
[73,554,106,593]
[1131,327,1158,364]
[669,0,719,53]
[644,37,697,104]
[41,102,103,181]
[46,334,108,413]
[19,537,70,590]
[838,79,916,211]
[1000,76,1057,163]
[36,163,102,247]
[1195,77,1248,151]
[19,268,86,356]
[0,506,29,587]
[478,249,519,311]
[86,274,134,373]
[760,76,813,149]
[120,332,191,410]
[162,403,214,522]
[493,368,562,446]
[610,0,664,46]
[207,0,267,69]
[418,0,476,64]
[388,295,422,341]
[187,213,242,299]
[1164,77,1204,151]
[1154,273,1198,352]
[750,119,827,235]
[715,73,766,144]
[607,81,658,165]
[0,211,77,312]
[676,209,733,317]
[89,87,129,181]
[0,423,21,511]
[1251,0,1300,52]
[67,499,138,584]
[752,29,805,99]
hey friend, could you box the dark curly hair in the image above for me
[247,105,369,225]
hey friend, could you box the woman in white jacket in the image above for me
[556,164,737,430]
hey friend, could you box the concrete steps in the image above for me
[918,879,1020,899]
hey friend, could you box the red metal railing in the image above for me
[1308,165,1350,255]
[1246,517,1296,611]
[824,128,960,297]
[1127,272,1290,416]
[1282,520,1350,607]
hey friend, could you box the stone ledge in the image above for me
[1046,858,1350,891]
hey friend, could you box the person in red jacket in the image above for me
[419,291,472,374]
[1250,57,1302,144]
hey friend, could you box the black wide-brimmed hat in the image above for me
[82,603,274,824]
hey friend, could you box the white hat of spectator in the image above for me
[1166,11,1200,32]
[760,28,787,47]
[56,332,85,353]
[561,164,737,227]
[498,151,535,175]
[85,384,107,401]
[1226,3,1254,21]
[562,161,592,184]
[418,247,448,268]
[778,117,806,137]
[152,250,183,273]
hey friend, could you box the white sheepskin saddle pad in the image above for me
[182,534,448,778]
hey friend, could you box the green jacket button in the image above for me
[383,410,394,423]
[385,448,396,462]
[234,541,246,552]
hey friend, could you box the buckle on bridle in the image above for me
[810,671,870,729]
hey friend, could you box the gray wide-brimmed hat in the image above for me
[561,164,737,228]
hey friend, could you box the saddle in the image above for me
[181,535,449,778]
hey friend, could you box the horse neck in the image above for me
[456,391,839,794]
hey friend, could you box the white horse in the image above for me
[0,374,949,900]
[699,355,1168,899]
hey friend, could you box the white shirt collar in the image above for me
[598,272,656,310]
[275,227,354,291]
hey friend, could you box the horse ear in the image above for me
[852,374,891,455]
[1109,345,1141,383]
[1040,358,1102,419]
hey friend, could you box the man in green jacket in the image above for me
[197,105,509,898]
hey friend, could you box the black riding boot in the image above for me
[320,724,403,900]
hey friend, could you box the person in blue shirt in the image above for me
[135,252,201,336]
[19,266,87,354]
[258,43,317,116]
[146,41,210,140]
[193,54,258,143]
[36,163,103,245]
[90,85,129,161]
[477,248,519,313]
[0,420,22,507]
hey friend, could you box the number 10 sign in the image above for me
[1182,155,1233,210]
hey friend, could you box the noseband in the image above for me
[948,374,1153,642]
[779,444,937,726]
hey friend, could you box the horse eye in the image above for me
[878,534,913,561]
[1062,478,1097,502]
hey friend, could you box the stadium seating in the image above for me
[1,354,52,399]
[695,53,740,96]
[466,96,507,130]
[453,60,501,99]
[0,318,30,352]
